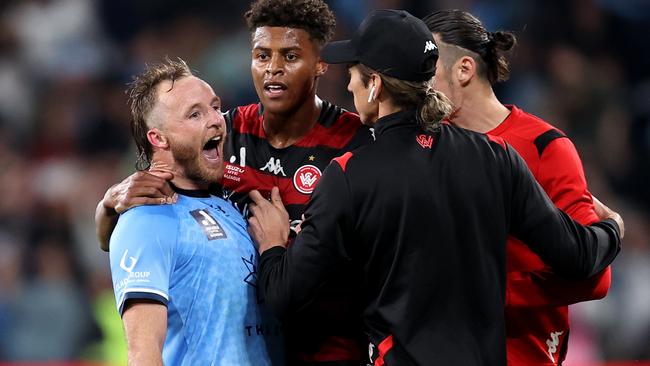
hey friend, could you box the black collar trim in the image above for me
[373,109,417,136]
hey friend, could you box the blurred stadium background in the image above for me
[0,0,648,365]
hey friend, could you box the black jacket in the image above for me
[258,109,621,366]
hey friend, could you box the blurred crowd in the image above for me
[0,0,648,364]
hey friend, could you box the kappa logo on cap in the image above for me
[293,165,322,194]
[424,40,436,53]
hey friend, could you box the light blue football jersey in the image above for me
[109,188,273,365]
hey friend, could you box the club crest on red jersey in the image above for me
[293,165,322,194]
[416,134,434,148]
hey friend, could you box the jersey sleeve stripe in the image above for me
[118,288,169,315]
[534,129,566,157]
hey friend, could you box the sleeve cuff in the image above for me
[601,218,621,239]
[118,290,169,316]
[260,246,287,261]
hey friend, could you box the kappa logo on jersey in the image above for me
[416,134,434,148]
[260,157,286,176]
[546,331,564,362]
[424,40,436,53]
[293,165,322,194]
[119,249,137,273]
[190,209,228,240]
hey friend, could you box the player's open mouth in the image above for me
[263,81,288,97]
[202,135,222,163]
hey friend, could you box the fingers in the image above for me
[592,195,625,239]
[591,195,611,220]
[613,213,625,239]
[247,188,290,251]
[133,171,175,197]
[292,213,306,234]
[114,196,175,214]
[270,186,284,209]
[248,202,261,218]
[117,187,174,212]
[249,190,269,206]
[130,186,176,199]
[108,171,177,213]
[125,186,164,199]
[150,161,173,172]
[148,169,174,181]
[268,187,289,222]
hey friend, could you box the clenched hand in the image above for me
[592,195,625,239]
[247,187,290,253]
[104,169,176,214]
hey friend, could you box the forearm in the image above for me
[95,198,118,252]
[582,219,620,276]
[259,246,292,319]
[127,343,164,366]
[507,266,611,307]
[524,212,621,279]
[122,302,167,366]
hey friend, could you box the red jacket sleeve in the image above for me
[506,136,611,307]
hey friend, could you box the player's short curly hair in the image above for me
[244,0,336,45]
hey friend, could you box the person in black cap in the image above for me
[247,9,624,366]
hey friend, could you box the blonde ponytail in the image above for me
[418,84,453,131]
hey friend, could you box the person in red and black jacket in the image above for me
[423,10,610,365]
[94,1,373,365]
[247,9,624,366]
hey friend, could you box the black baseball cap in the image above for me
[322,9,437,82]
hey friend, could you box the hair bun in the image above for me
[491,31,516,51]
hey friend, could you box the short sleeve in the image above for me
[109,206,178,315]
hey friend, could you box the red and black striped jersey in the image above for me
[222,100,374,364]
[222,101,373,234]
